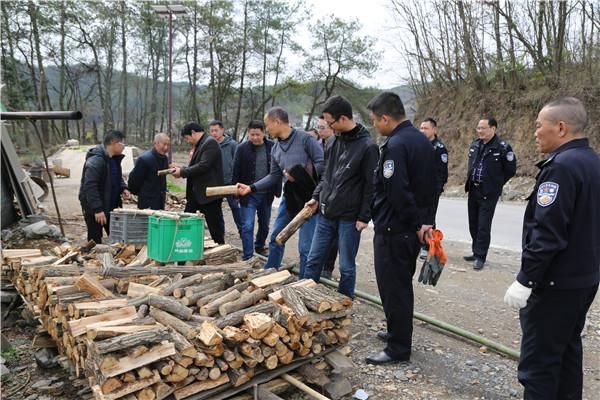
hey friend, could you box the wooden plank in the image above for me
[2,249,42,260]
[250,270,291,288]
[100,342,176,378]
[68,306,137,337]
[76,273,116,298]
[91,370,161,400]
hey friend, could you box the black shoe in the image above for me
[376,331,390,341]
[255,247,269,257]
[365,350,409,365]
[463,255,476,262]
[473,258,485,270]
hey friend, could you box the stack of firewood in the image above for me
[3,244,353,400]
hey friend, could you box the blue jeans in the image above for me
[264,196,317,275]
[226,195,243,234]
[304,215,362,298]
[240,193,273,260]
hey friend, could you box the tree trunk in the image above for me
[121,1,128,135]
[233,0,249,140]
[28,1,50,143]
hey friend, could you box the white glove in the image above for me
[504,280,532,309]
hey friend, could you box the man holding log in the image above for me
[303,96,379,298]
[232,120,279,260]
[127,133,170,210]
[237,107,324,275]
[171,122,225,244]
[366,92,436,364]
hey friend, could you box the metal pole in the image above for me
[168,10,173,162]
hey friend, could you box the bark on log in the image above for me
[199,290,240,316]
[205,185,238,197]
[75,273,116,298]
[218,289,266,317]
[215,302,276,329]
[281,287,309,326]
[275,205,313,245]
[148,307,198,339]
[147,294,193,320]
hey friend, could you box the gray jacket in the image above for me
[219,135,238,184]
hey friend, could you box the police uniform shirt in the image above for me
[518,138,600,290]
[432,136,448,191]
[465,135,516,195]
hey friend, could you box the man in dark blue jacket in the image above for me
[303,96,379,298]
[128,133,170,210]
[366,92,436,365]
[504,97,599,399]
[464,117,516,270]
[232,120,279,260]
[79,130,129,243]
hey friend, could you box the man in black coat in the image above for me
[172,122,225,244]
[79,130,130,243]
[128,133,170,210]
[504,97,599,399]
[464,117,516,270]
[366,92,436,365]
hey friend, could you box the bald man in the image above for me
[504,97,600,399]
[128,133,170,210]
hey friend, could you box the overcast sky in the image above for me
[307,0,408,89]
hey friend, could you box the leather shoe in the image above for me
[376,331,389,341]
[473,258,485,270]
[463,254,476,262]
[365,351,409,365]
[255,247,269,257]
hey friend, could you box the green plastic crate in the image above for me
[147,215,204,262]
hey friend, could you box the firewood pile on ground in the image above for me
[2,241,354,400]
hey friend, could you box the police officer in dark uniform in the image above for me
[419,117,448,222]
[464,117,516,269]
[365,91,436,365]
[504,97,599,400]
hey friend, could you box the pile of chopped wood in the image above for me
[3,243,353,400]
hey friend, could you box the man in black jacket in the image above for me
[366,92,436,365]
[503,97,599,399]
[464,117,516,270]
[303,96,378,298]
[128,133,170,210]
[172,122,225,244]
[79,130,129,243]
[232,120,278,260]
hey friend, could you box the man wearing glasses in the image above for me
[303,96,379,298]
[464,117,516,270]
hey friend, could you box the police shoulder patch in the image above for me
[383,160,394,179]
[506,151,515,162]
[441,153,448,163]
[537,181,559,207]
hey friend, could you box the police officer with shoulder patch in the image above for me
[420,118,448,218]
[365,91,436,365]
[464,117,516,270]
[504,97,600,400]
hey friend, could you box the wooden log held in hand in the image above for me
[157,168,176,176]
[206,185,239,197]
[275,205,313,245]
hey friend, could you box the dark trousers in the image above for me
[83,211,110,244]
[518,285,598,400]
[432,191,442,228]
[185,197,225,245]
[467,185,499,261]
[373,231,420,359]
[322,239,338,276]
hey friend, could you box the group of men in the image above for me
[78,95,599,399]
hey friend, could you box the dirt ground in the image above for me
[1,147,599,400]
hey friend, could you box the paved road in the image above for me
[436,196,526,252]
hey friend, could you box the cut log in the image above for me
[99,342,176,378]
[87,324,163,341]
[170,329,197,358]
[127,282,161,297]
[295,288,331,313]
[101,377,123,394]
[196,282,250,307]
[199,289,240,316]
[250,270,291,289]
[166,364,189,383]
[173,374,229,400]
[243,313,273,340]
[228,367,254,387]
[136,387,156,400]
[160,273,205,297]
[268,279,317,303]
[218,289,266,317]
[208,367,221,380]
[275,205,313,245]
[138,366,155,379]
[148,307,198,340]
[197,321,223,346]
[147,294,193,320]
[180,280,226,306]
[91,370,161,400]
[262,332,279,347]
[281,287,309,326]
[92,327,170,354]
[153,382,173,400]
[68,306,137,337]
[75,273,116,298]
[194,352,214,368]
[126,245,149,267]
[215,302,276,329]
[205,185,238,197]
[156,360,174,376]
[264,354,278,370]
[222,326,249,344]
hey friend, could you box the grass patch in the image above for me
[167,179,185,193]
[1,348,19,364]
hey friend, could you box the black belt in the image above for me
[471,181,481,187]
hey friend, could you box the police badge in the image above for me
[506,151,515,162]
[537,181,559,207]
[441,153,448,163]
[383,160,394,178]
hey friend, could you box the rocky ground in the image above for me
[1,147,599,399]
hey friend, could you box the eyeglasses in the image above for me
[316,125,328,130]
[325,117,339,128]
